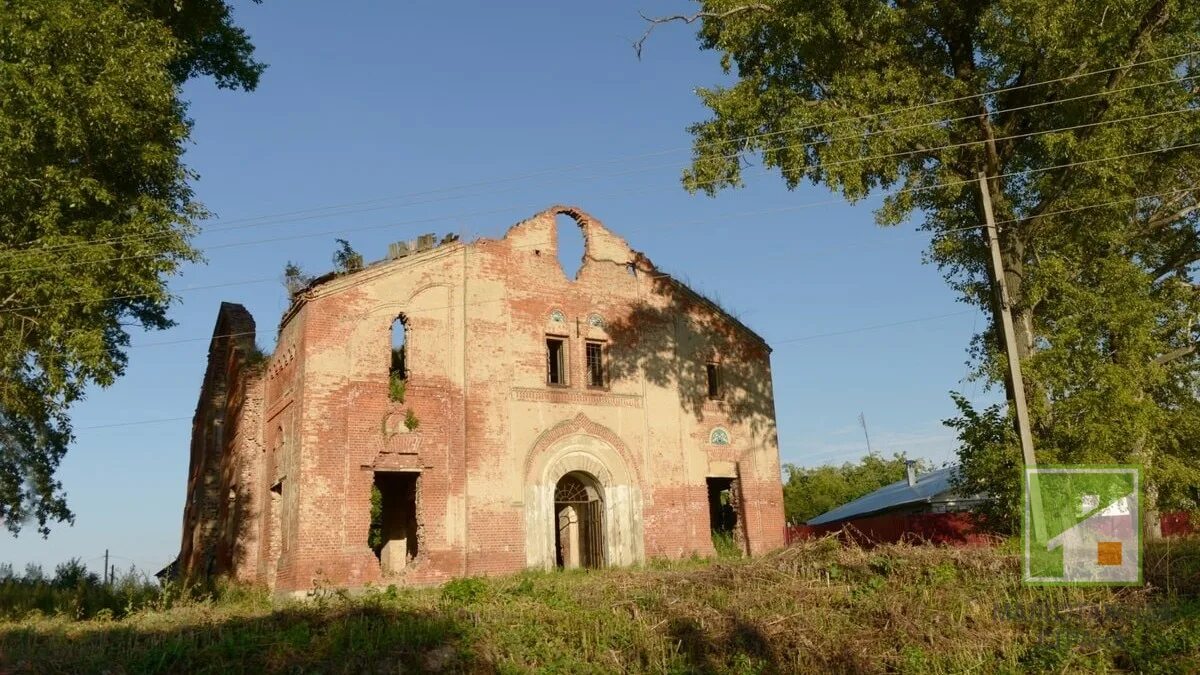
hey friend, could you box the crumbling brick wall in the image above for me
[179,206,785,593]
[178,303,263,580]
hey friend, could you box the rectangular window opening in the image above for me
[547,337,567,386]
[706,362,722,400]
[586,341,605,388]
[371,471,420,575]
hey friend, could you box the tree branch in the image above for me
[1145,202,1200,233]
[1021,0,1175,227]
[1154,344,1195,365]
[634,5,773,59]
[1152,245,1200,282]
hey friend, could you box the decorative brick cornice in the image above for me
[512,387,642,408]
[267,344,297,380]
[524,412,640,485]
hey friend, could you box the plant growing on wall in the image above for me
[404,408,420,432]
[388,372,406,403]
[332,238,363,274]
[282,262,312,297]
[368,484,383,555]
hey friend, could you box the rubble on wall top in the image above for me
[387,232,460,261]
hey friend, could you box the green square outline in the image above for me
[1022,464,1142,587]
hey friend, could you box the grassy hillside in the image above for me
[2,538,1198,674]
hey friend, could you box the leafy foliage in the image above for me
[944,393,1020,532]
[388,371,406,403]
[783,453,928,524]
[368,484,383,554]
[710,531,742,558]
[281,261,311,297]
[676,0,1200,523]
[0,558,163,620]
[331,238,363,274]
[0,0,263,535]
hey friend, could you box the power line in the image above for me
[75,306,986,432]
[5,61,1196,258]
[4,150,1197,317]
[773,310,976,344]
[32,184,1194,368]
[0,277,277,314]
[4,109,1196,279]
[115,187,1200,349]
[79,416,192,430]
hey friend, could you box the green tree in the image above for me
[657,0,1200,528]
[0,0,264,535]
[783,453,928,524]
[332,238,364,274]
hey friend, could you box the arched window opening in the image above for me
[389,315,408,402]
[555,213,585,280]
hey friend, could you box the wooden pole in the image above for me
[979,172,1046,542]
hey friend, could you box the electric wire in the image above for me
[5,58,1196,258]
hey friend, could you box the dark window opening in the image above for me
[706,362,722,400]
[370,471,420,575]
[706,477,737,534]
[547,337,567,385]
[586,341,605,388]
[390,315,408,401]
[707,477,743,557]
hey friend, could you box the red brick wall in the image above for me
[182,207,786,592]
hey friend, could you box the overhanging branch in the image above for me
[1154,344,1195,365]
[634,5,773,59]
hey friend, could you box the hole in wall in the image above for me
[389,315,407,401]
[555,213,585,280]
[706,477,737,535]
[371,471,420,575]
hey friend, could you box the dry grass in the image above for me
[2,537,1198,674]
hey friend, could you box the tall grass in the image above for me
[2,539,1198,673]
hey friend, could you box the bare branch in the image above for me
[1152,246,1200,282]
[1146,202,1200,233]
[634,5,773,59]
[1154,344,1195,365]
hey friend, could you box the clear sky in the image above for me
[5,1,998,572]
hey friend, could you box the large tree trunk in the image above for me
[1144,481,1163,541]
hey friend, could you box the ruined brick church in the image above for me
[177,206,785,594]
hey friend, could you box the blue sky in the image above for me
[6,1,997,571]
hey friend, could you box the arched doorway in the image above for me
[554,472,604,569]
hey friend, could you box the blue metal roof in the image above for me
[806,464,964,526]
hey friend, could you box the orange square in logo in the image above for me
[1097,541,1122,566]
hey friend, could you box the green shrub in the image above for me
[440,577,487,605]
[388,372,406,403]
[711,531,742,559]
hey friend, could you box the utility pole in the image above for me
[103,549,109,586]
[858,412,874,455]
[979,172,1046,542]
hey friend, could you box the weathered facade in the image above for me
[177,206,785,594]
